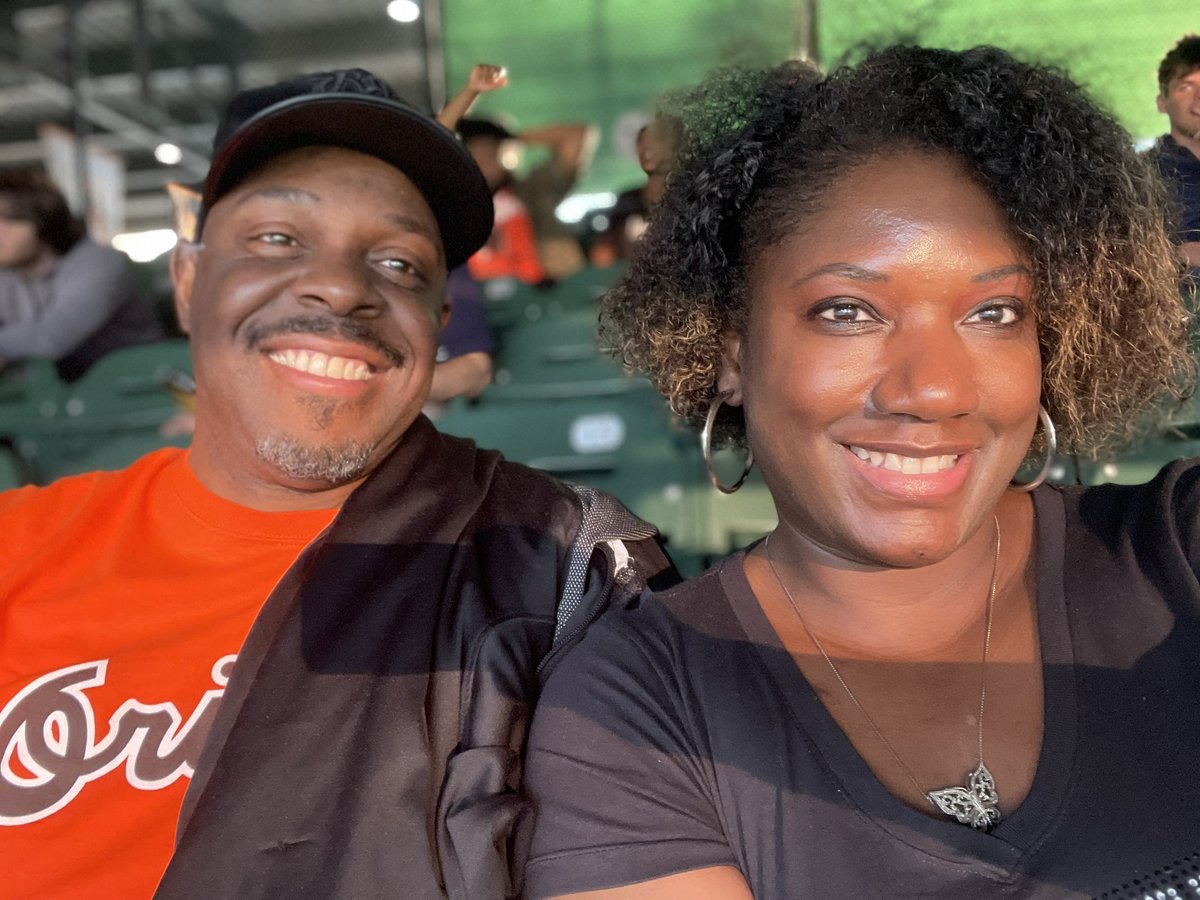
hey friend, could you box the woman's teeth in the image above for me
[848,445,958,474]
[268,349,372,381]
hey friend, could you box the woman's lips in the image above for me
[843,443,973,499]
[847,444,958,474]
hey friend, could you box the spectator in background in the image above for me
[439,66,545,284]
[0,168,162,381]
[443,68,598,282]
[1151,34,1200,281]
[428,266,495,404]
[459,117,551,285]
[592,115,683,265]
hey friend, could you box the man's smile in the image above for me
[267,349,372,381]
[245,315,406,368]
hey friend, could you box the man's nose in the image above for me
[292,253,380,317]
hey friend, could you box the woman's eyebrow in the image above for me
[793,262,889,286]
[971,263,1032,282]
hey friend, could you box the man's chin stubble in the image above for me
[254,435,375,486]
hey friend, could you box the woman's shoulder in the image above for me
[1041,458,1200,597]
[627,553,752,642]
[542,553,753,687]
[1048,457,1200,532]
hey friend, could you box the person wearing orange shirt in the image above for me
[0,68,671,899]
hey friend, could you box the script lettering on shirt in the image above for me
[0,655,234,825]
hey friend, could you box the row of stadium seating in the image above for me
[438,270,779,574]
[0,340,193,489]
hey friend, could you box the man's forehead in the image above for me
[1168,65,1200,85]
[225,148,442,230]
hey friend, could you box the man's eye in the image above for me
[380,257,416,274]
[256,232,295,247]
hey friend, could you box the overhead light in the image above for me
[112,229,178,263]
[386,0,420,23]
[555,192,617,224]
[154,142,183,165]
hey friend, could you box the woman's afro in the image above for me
[602,45,1195,455]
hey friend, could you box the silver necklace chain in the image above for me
[763,515,1003,831]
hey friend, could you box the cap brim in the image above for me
[200,93,493,270]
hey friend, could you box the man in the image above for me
[1151,34,1200,277]
[457,116,597,282]
[428,266,495,405]
[0,69,670,899]
[165,185,491,410]
[0,168,162,380]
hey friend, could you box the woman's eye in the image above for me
[816,301,874,323]
[968,304,1021,325]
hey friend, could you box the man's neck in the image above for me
[186,443,358,513]
[1169,126,1200,161]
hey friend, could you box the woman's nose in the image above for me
[869,324,980,421]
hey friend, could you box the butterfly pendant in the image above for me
[927,762,1002,831]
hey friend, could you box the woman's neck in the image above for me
[751,492,1034,661]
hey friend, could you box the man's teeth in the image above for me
[268,349,371,381]
[848,445,958,473]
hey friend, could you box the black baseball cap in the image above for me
[456,117,516,143]
[197,68,493,270]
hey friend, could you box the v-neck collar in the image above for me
[721,486,1077,880]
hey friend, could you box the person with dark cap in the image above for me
[0,68,671,899]
[444,70,597,283]
[1151,34,1200,280]
[0,167,162,381]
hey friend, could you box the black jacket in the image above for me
[154,416,674,899]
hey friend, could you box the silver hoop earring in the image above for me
[1010,404,1057,492]
[701,390,754,494]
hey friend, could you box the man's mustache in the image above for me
[245,316,406,368]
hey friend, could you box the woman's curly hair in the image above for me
[602,46,1195,455]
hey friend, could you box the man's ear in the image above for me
[715,332,745,406]
[438,296,452,330]
[170,241,200,335]
[1157,93,1167,114]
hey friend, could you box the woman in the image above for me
[522,47,1199,899]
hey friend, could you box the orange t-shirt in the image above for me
[0,449,338,899]
[467,187,548,284]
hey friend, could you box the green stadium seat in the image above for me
[434,378,777,575]
[0,340,194,485]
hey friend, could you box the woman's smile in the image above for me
[842,443,973,503]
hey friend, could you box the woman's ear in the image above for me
[716,332,745,406]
